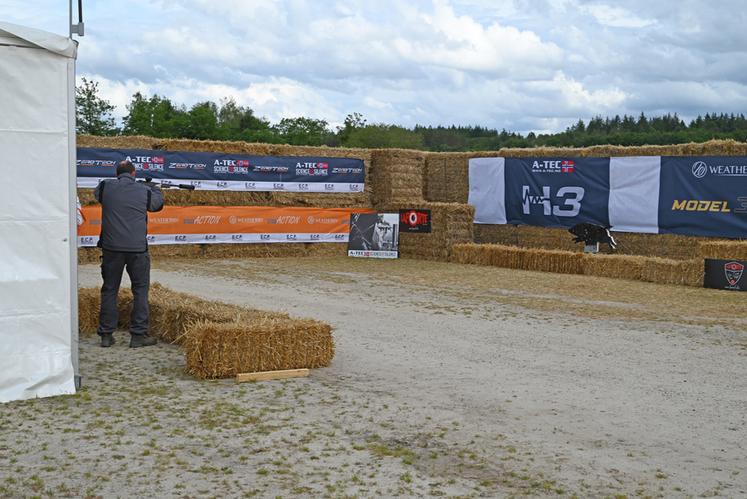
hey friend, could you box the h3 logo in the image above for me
[522,185,584,217]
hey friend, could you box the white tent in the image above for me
[0,21,78,402]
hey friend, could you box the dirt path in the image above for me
[2,257,745,497]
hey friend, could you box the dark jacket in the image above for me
[94,173,164,252]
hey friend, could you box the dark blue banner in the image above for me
[504,157,610,228]
[77,147,365,193]
[659,156,747,238]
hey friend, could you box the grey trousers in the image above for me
[97,250,151,336]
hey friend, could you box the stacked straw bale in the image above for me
[640,258,704,287]
[451,243,705,286]
[77,283,334,379]
[698,240,747,260]
[378,202,474,261]
[370,149,427,206]
[183,319,333,379]
[473,225,714,260]
[78,243,346,265]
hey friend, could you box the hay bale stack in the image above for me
[380,202,474,261]
[581,254,645,281]
[77,287,102,334]
[183,318,334,379]
[424,151,498,204]
[698,240,747,260]
[77,283,335,379]
[640,258,704,287]
[78,135,166,150]
[371,149,427,206]
[451,243,582,274]
[473,224,519,246]
[609,233,704,260]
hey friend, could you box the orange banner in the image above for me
[78,205,372,246]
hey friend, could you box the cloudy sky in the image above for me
[3,0,746,133]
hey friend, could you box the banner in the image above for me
[659,156,747,238]
[704,259,747,291]
[347,213,399,258]
[77,147,365,193]
[77,206,371,246]
[469,155,747,238]
[504,157,610,228]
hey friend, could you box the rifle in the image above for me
[137,177,196,190]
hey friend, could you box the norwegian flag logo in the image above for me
[561,160,575,173]
[317,162,329,169]
[236,160,250,167]
[153,156,165,163]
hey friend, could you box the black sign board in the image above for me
[704,259,747,291]
[399,209,432,233]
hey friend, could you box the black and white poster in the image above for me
[347,213,399,259]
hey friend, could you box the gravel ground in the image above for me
[1,257,746,498]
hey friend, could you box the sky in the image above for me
[2,0,747,133]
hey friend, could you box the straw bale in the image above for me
[698,240,747,260]
[640,258,704,287]
[78,135,165,150]
[451,243,582,274]
[183,318,334,379]
[371,149,427,207]
[473,224,518,246]
[379,202,474,261]
[77,287,133,334]
[581,253,645,281]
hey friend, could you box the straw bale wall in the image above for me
[370,149,427,206]
[78,243,346,265]
[474,225,711,260]
[451,243,705,286]
[698,241,747,260]
[78,283,334,379]
[377,202,474,261]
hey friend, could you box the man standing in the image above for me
[95,160,164,348]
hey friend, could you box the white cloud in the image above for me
[7,0,747,133]
[583,4,657,29]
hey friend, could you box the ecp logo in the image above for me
[692,161,708,179]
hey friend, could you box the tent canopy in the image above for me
[0,21,78,403]
[0,21,77,58]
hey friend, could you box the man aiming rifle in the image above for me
[94,160,164,348]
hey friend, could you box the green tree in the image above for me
[345,124,425,149]
[274,117,334,146]
[76,77,118,135]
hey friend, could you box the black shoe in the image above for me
[129,334,157,348]
[100,333,115,348]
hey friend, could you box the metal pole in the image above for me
[68,0,72,38]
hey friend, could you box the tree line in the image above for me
[77,77,747,151]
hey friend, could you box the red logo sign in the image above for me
[724,261,744,286]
